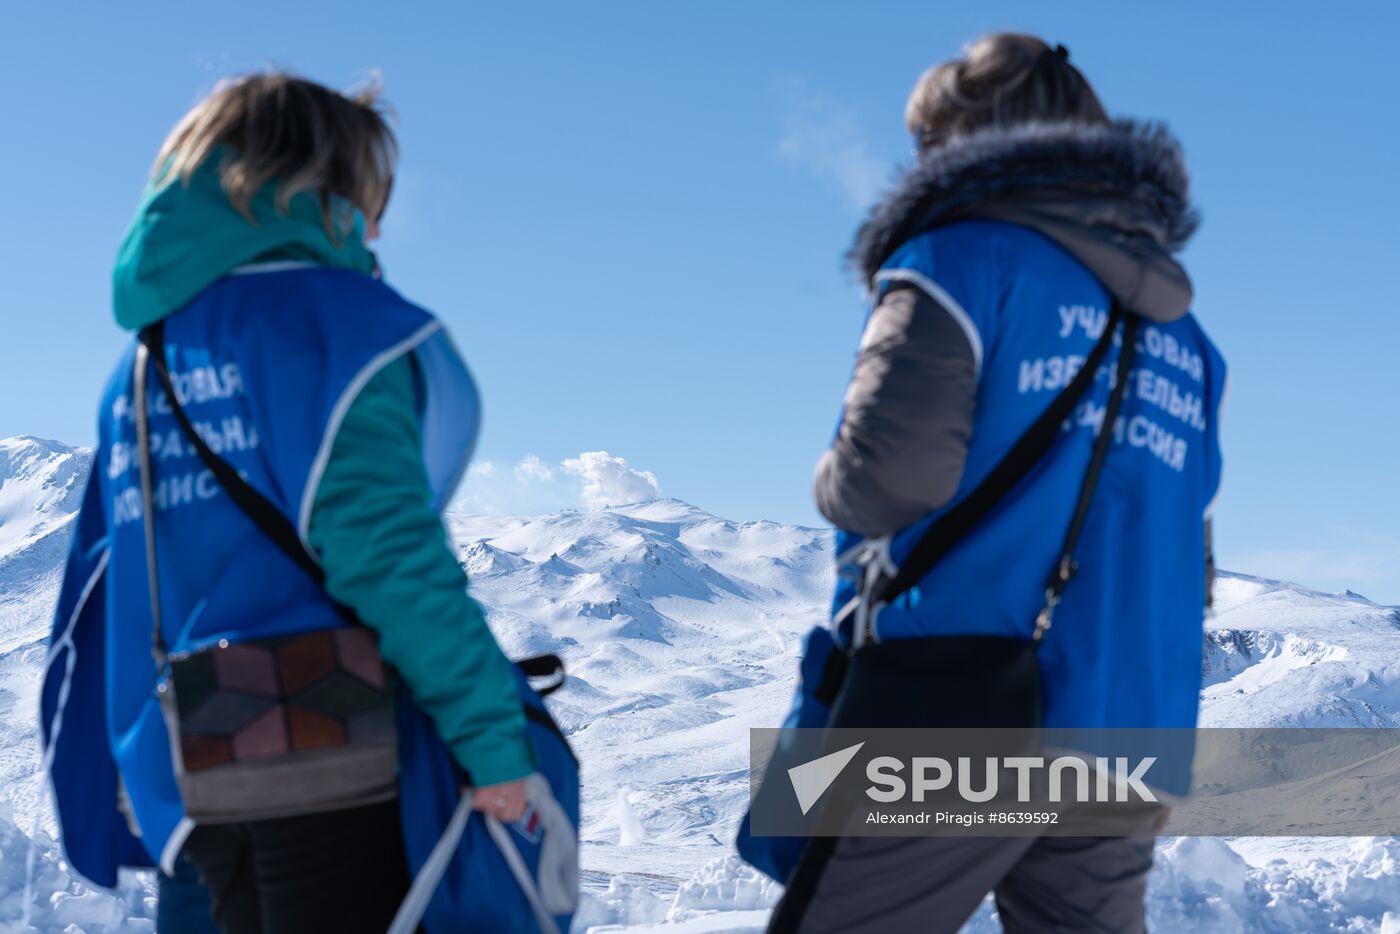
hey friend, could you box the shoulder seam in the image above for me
[1204,370,1229,519]
[229,261,319,276]
[874,268,984,380]
[296,320,444,547]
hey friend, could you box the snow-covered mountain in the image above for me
[0,437,1397,932]
[0,438,91,654]
[0,437,99,927]
[1203,574,1400,729]
[444,502,828,931]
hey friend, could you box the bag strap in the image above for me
[133,341,168,666]
[139,320,327,588]
[870,304,1127,605]
[517,653,568,697]
[136,321,363,656]
[1030,312,1140,640]
[386,774,573,934]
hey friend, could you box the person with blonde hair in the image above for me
[749,34,1225,932]
[42,73,541,932]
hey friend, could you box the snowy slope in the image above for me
[1202,573,1400,729]
[0,437,1397,931]
[443,503,827,929]
[0,438,90,655]
[449,513,1400,934]
[0,439,121,933]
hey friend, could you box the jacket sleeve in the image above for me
[307,356,534,787]
[814,283,978,536]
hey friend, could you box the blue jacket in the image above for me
[40,266,478,884]
[832,219,1225,731]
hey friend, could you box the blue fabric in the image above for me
[40,464,152,886]
[397,667,580,934]
[734,626,836,882]
[41,266,479,886]
[832,221,1226,732]
[156,852,219,934]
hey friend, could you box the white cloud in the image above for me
[453,451,661,515]
[561,451,661,509]
[515,454,554,482]
[777,88,888,211]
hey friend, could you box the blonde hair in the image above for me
[905,34,1108,153]
[153,71,397,237]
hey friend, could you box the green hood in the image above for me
[112,153,378,331]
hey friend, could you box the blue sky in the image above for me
[4,2,1399,600]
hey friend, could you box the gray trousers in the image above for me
[771,834,1155,934]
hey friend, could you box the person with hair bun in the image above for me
[774,33,1226,932]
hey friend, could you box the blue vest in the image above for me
[832,221,1226,731]
[41,265,479,885]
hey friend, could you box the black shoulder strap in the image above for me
[1029,312,1140,639]
[138,320,331,591]
[874,305,1138,610]
[516,653,567,696]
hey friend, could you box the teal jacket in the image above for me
[112,160,533,787]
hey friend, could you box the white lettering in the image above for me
[957,757,998,803]
[195,470,219,500]
[866,757,905,802]
[1019,358,1045,393]
[1055,304,1108,340]
[1136,326,1204,382]
[1019,355,1087,394]
[1049,757,1091,803]
[113,487,142,525]
[910,757,952,802]
[1126,415,1188,471]
[108,442,130,479]
[1116,757,1158,802]
[1057,305,1077,338]
[1004,757,1044,802]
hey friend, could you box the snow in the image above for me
[0,811,155,933]
[0,438,1397,931]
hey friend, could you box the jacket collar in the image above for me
[852,120,1200,322]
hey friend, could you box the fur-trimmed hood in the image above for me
[853,120,1200,322]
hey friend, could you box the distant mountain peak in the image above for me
[0,435,92,559]
[0,434,81,454]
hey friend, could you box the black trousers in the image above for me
[182,799,411,934]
